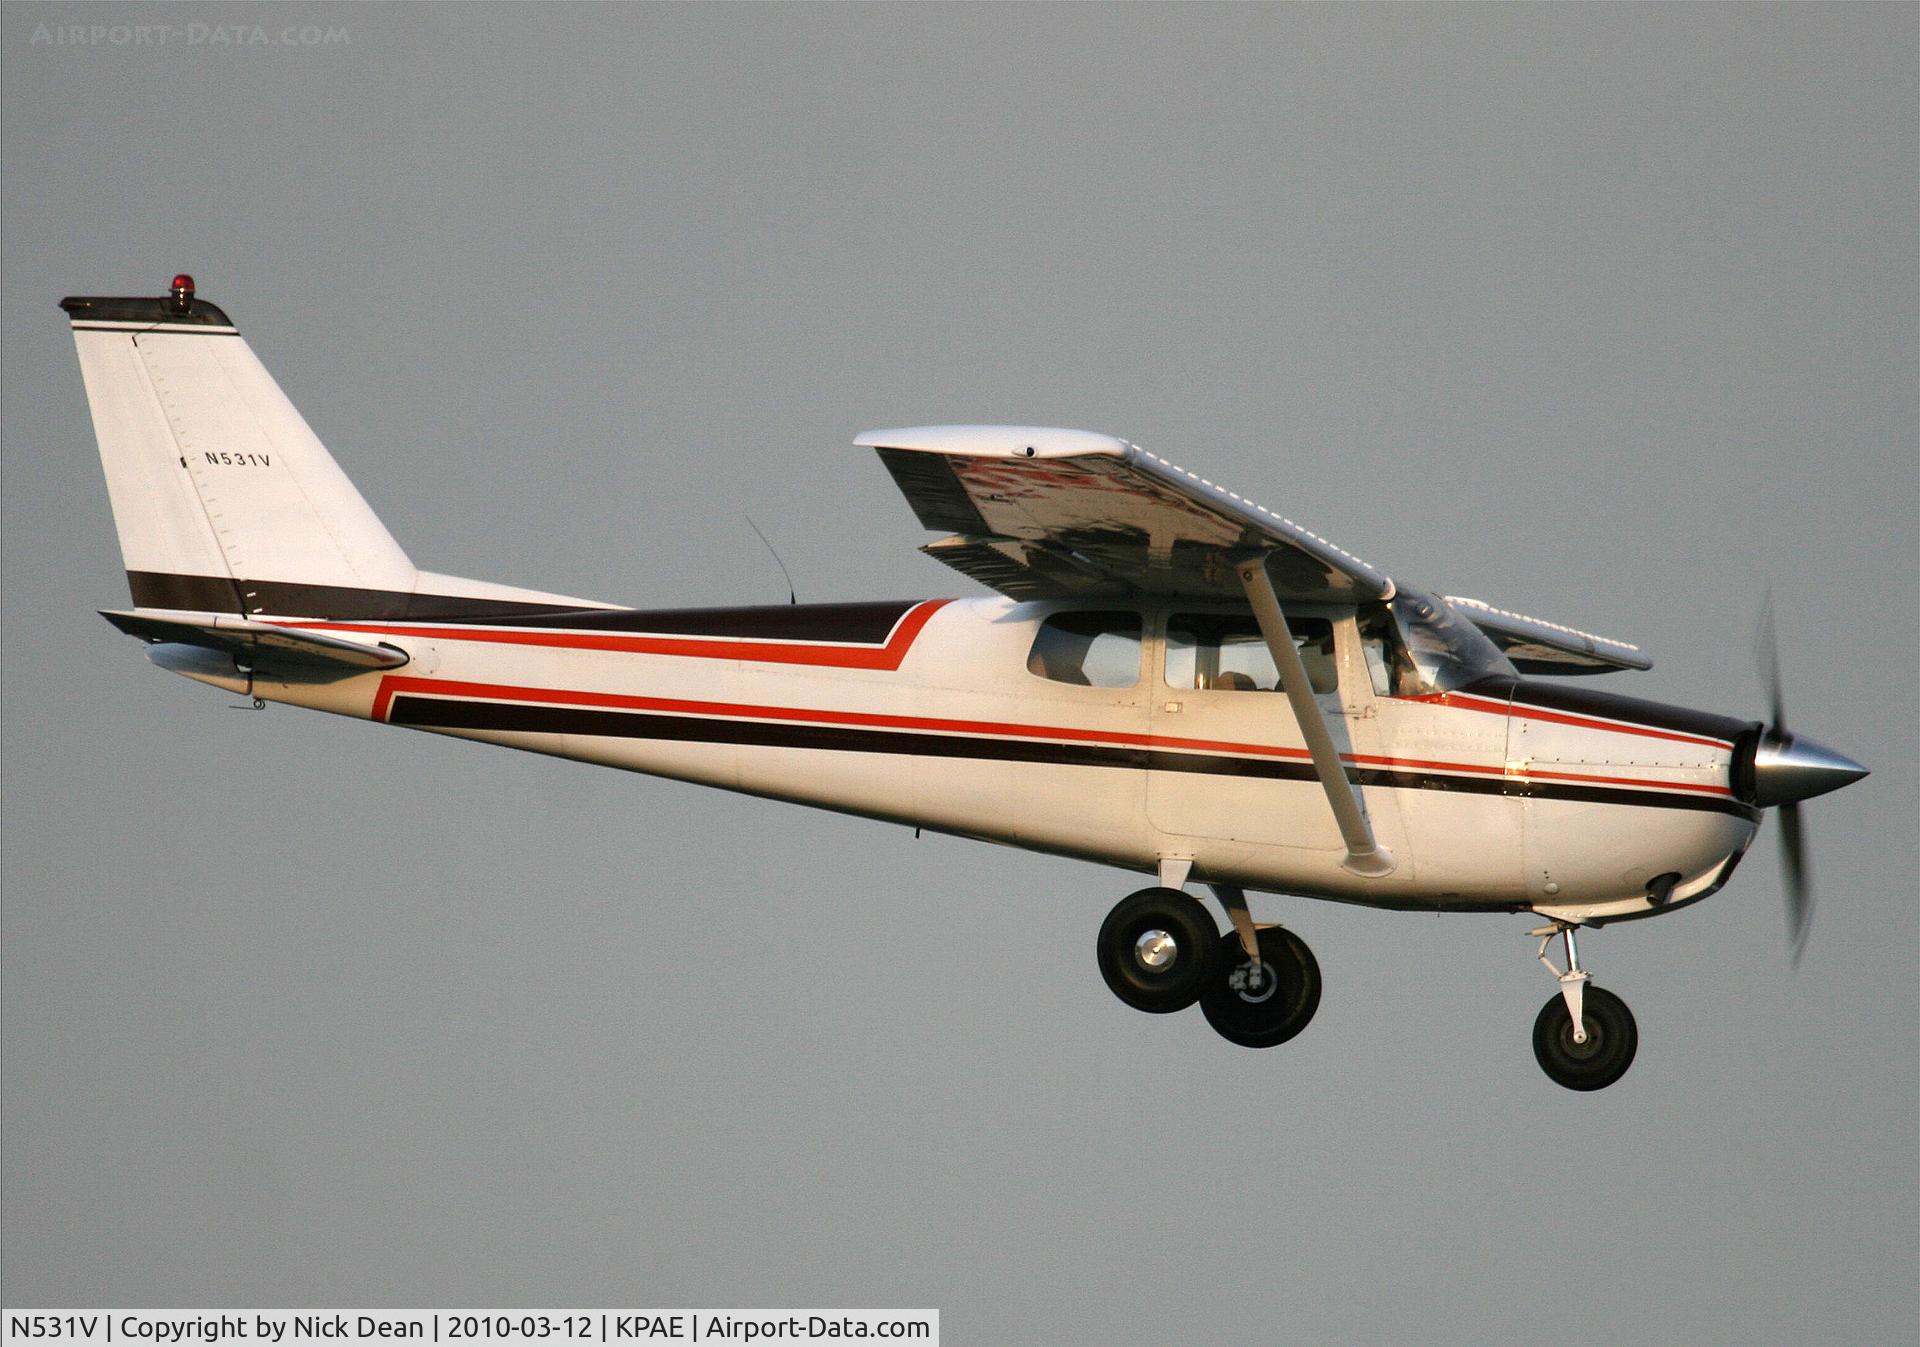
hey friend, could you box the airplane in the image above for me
[60,276,1870,1090]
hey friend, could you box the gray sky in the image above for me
[2,3,1914,1339]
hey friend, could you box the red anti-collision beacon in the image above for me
[168,274,194,313]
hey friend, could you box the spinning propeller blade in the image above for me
[1756,590,1787,735]
[1778,799,1811,966]
[1752,594,1864,965]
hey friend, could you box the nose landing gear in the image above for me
[1529,922,1638,1090]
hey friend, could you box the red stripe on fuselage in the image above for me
[369,677,1732,797]
[283,598,952,671]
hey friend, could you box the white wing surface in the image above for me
[856,425,1391,603]
[1444,596,1652,674]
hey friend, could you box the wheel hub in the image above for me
[1228,958,1278,1004]
[1134,929,1178,971]
[1558,1019,1605,1061]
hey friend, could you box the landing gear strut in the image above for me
[1529,922,1638,1090]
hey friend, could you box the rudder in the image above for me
[64,276,417,616]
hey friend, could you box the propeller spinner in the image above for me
[1749,597,1869,963]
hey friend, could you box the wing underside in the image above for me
[861,426,1390,604]
[859,426,1649,673]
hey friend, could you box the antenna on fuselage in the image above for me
[745,514,798,605]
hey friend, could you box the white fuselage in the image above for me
[195,595,1758,926]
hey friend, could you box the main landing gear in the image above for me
[1096,887,1220,1014]
[1096,884,1321,1049]
[1200,925,1321,1049]
[1529,922,1638,1091]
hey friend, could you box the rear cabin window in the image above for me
[1166,613,1338,694]
[1027,611,1143,688]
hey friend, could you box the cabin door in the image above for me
[1145,607,1394,854]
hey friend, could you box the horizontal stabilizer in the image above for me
[1445,596,1651,675]
[102,608,408,679]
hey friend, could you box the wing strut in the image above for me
[1233,553,1396,878]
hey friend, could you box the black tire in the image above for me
[1097,887,1219,1014]
[1199,926,1322,1048]
[1532,986,1638,1091]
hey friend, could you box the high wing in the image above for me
[855,425,1391,604]
[860,424,1651,673]
[1443,596,1652,675]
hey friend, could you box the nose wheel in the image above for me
[1529,922,1638,1090]
[1533,986,1637,1090]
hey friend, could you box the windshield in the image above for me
[1366,588,1515,695]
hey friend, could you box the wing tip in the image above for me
[853,425,1129,458]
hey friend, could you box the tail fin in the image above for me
[65,277,603,621]
[65,278,415,616]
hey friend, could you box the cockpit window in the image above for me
[1165,613,1337,694]
[1360,589,1515,696]
[1027,611,1143,688]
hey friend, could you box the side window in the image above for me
[1166,613,1337,694]
[1027,611,1143,688]
[1357,606,1419,697]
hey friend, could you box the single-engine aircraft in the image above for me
[62,277,1870,1089]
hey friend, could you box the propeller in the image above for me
[1749,594,1869,964]
[1754,593,1811,963]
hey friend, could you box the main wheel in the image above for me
[1199,926,1322,1048]
[1532,986,1638,1091]
[1097,887,1219,1014]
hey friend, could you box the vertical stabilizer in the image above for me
[63,277,418,615]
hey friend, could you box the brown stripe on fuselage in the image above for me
[385,691,1758,820]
